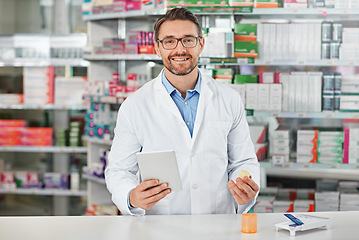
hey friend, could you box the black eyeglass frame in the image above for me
[156,36,202,50]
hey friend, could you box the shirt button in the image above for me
[191,152,195,157]
[187,122,190,126]
[192,184,198,190]
[185,102,188,105]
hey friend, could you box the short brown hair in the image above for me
[154,7,202,41]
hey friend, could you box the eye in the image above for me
[183,38,194,43]
[164,39,175,44]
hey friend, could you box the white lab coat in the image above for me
[105,69,260,216]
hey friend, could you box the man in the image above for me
[105,7,260,216]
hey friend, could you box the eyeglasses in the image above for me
[157,36,202,50]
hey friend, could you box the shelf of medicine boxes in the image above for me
[199,58,359,67]
[82,8,359,21]
[249,111,359,119]
[0,59,89,67]
[0,146,87,153]
[0,104,87,111]
[0,188,87,197]
[84,53,161,61]
[260,162,359,181]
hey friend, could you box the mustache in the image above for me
[168,53,192,59]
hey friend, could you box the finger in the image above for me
[227,181,245,204]
[147,188,172,205]
[143,183,169,199]
[139,179,159,191]
[239,177,259,193]
[236,178,254,196]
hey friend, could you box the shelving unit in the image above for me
[0,188,87,197]
[83,5,359,213]
[0,146,87,153]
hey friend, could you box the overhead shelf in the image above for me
[0,188,87,196]
[200,58,359,66]
[82,174,106,185]
[0,59,89,67]
[0,104,87,110]
[84,53,161,61]
[82,8,359,21]
[0,146,87,153]
[260,162,359,181]
[249,111,359,119]
[83,136,112,146]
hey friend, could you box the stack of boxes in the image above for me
[322,73,342,111]
[343,127,359,164]
[321,21,342,60]
[23,67,55,105]
[340,74,359,112]
[272,127,292,166]
[283,0,308,8]
[0,120,52,146]
[340,27,359,61]
[339,181,359,211]
[234,23,258,59]
[127,31,155,54]
[54,76,88,106]
[213,68,233,84]
[245,82,282,111]
[297,129,318,164]
[277,71,322,112]
[249,124,268,161]
[254,0,279,8]
[315,192,340,211]
[317,131,344,164]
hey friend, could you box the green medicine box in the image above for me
[234,74,258,84]
[234,41,258,59]
[234,24,257,41]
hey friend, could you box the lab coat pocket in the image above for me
[203,121,232,158]
[216,188,235,214]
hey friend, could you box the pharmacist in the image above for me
[105,7,260,216]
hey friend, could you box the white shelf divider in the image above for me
[250,111,359,119]
[260,162,359,181]
[0,188,87,196]
[82,174,106,185]
[84,53,161,61]
[0,146,87,153]
[0,104,87,111]
[0,59,89,67]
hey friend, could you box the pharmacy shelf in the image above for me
[200,58,359,66]
[82,174,106,185]
[0,59,89,67]
[0,146,87,153]
[260,162,359,181]
[250,111,359,119]
[0,188,87,196]
[0,104,87,111]
[83,136,112,146]
[85,95,125,104]
[84,53,161,61]
[250,8,359,16]
[83,9,166,21]
[83,8,359,21]
[254,59,359,66]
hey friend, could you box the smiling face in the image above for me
[154,20,204,76]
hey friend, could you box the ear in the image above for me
[154,42,161,58]
[198,37,205,54]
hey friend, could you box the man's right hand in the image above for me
[129,179,171,210]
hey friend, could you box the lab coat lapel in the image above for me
[153,71,184,123]
[191,71,214,145]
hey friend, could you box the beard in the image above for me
[163,52,198,76]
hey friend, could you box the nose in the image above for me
[174,39,186,52]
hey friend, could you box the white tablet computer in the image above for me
[136,150,183,191]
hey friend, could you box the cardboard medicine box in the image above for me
[234,41,258,59]
[234,24,257,41]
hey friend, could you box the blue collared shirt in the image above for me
[161,71,201,137]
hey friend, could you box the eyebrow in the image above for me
[160,34,197,39]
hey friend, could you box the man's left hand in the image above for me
[227,176,259,205]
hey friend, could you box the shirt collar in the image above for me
[161,70,201,96]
